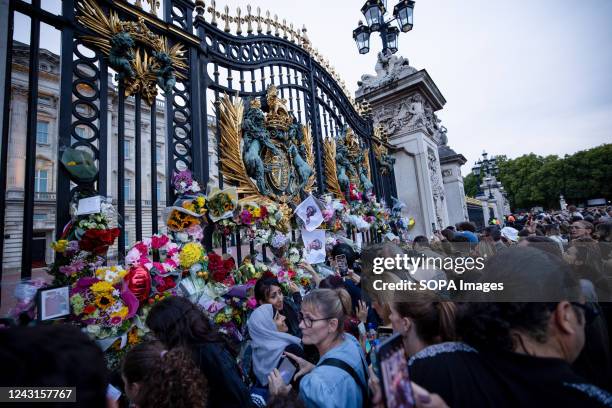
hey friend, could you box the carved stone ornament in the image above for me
[427,147,445,228]
[357,51,417,94]
[76,0,187,105]
[372,91,445,140]
[217,86,315,206]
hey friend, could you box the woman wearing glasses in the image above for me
[268,288,368,408]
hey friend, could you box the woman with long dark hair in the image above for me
[146,296,252,408]
[121,341,207,408]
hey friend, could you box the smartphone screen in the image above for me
[377,333,415,408]
[335,254,348,276]
[277,357,297,385]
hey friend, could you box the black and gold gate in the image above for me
[0,0,397,288]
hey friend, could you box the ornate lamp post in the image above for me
[473,151,507,219]
[353,0,415,55]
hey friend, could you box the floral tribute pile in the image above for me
[32,167,413,369]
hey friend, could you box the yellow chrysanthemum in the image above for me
[179,242,204,268]
[51,240,69,253]
[196,196,206,207]
[111,306,128,320]
[252,208,261,218]
[91,281,114,294]
[95,293,115,310]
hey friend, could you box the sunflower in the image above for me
[94,293,115,310]
[111,306,129,320]
[91,281,114,294]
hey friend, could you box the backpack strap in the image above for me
[319,357,370,408]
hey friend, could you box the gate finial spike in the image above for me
[282,19,288,39]
[256,7,263,33]
[289,23,294,42]
[223,5,230,33]
[266,10,272,34]
[274,14,279,36]
[246,5,253,35]
[210,0,217,26]
[236,7,242,35]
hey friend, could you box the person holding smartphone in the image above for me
[247,304,304,388]
[268,289,368,408]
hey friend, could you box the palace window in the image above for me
[124,178,131,200]
[35,169,48,192]
[36,121,49,144]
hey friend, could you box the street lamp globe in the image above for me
[472,161,481,176]
[394,0,415,32]
[361,0,385,31]
[386,26,400,54]
[353,21,371,54]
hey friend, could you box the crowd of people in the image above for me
[2,205,612,407]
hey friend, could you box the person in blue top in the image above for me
[267,288,368,408]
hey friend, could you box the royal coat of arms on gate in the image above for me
[218,86,316,205]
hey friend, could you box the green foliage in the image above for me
[462,144,612,210]
[463,172,480,197]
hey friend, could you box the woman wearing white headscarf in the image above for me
[247,303,303,386]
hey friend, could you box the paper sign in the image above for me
[295,195,324,232]
[77,196,102,215]
[301,229,326,264]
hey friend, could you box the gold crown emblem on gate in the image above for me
[264,85,293,131]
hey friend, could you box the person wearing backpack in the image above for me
[267,288,369,408]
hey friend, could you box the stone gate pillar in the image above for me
[356,53,467,237]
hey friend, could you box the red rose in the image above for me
[156,276,176,293]
[223,258,235,273]
[262,271,276,279]
[79,228,120,255]
[260,206,268,218]
[83,304,96,315]
[211,269,228,282]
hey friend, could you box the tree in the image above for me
[463,172,480,197]
[462,144,612,210]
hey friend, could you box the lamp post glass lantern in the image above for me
[362,0,385,31]
[394,0,415,32]
[353,22,371,54]
[354,0,415,55]
[385,26,399,53]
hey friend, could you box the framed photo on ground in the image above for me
[37,285,70,321]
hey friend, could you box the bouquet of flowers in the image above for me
[166,208,201,232]
[105,325,145,370]
[49,195,122,286]
[70,277,138,341]
[124,235,181,303]
[207,187,238,222]
[172,170,202,196]
[207,252,236,285]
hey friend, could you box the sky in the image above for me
[16,0,612,175]
[220,0,612,174]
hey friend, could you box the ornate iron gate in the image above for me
[0,0,396,297]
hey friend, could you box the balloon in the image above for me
[125,265,151,302]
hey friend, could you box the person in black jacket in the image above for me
[146,296,252,408]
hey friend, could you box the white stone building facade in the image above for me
[3,42,218,271]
